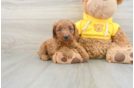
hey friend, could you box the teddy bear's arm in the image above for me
[112,27,132,47]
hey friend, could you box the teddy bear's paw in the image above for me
[110,48,133,64]
[53,52,84,64]
[106,59,112,63]
[59,56,83,64]
[61,57,67,62]
[71,57,81,63]
[114,53,125,62]
[60,57,82,64]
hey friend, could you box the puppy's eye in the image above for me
[58,29,62,31]
[69,28,72,31]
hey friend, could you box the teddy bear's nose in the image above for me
[64,35,69,39]
[103,0,107,1]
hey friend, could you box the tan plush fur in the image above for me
[83,0,122,19]
[79,37,112,59]
[112,27,132,48]
[106,28,133,63]
[38,19,89,64]
[117,0,124,5]
[78,0,133,64]
[83,0,88,14]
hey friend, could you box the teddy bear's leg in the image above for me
[106,43,133,64]
[106,27,133,64]
[52,51,84,64]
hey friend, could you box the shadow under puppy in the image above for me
[38,19,89,64]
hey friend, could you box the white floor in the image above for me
[1,53,133,88]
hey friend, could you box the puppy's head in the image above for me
[53,19,78,43]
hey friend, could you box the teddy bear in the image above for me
[75,0,133,64]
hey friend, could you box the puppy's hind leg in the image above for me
[38,41,49,61]
[39,54,49,61]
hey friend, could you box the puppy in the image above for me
[38,19,89,64]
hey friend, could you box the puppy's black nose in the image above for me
[64,35,69,39]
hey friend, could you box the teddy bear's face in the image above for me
[82,0,124,19]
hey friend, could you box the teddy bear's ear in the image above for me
[117,0,124,5]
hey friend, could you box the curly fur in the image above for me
[78,0,132,64]
[78,27,132,63]
[106,27,132,63]
[79,37,112,59]
[38,19,89,63]
[117,0,124,5]
[112,27,132,48]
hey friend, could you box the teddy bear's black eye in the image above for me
[69,27,72,31]
[58,29,62,31]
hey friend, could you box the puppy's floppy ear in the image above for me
[53,22,57,38]
[117,0,124,5]
[68,20,79,40]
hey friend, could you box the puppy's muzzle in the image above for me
[64,35,69,39]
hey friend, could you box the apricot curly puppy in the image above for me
[38,19,89,64]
